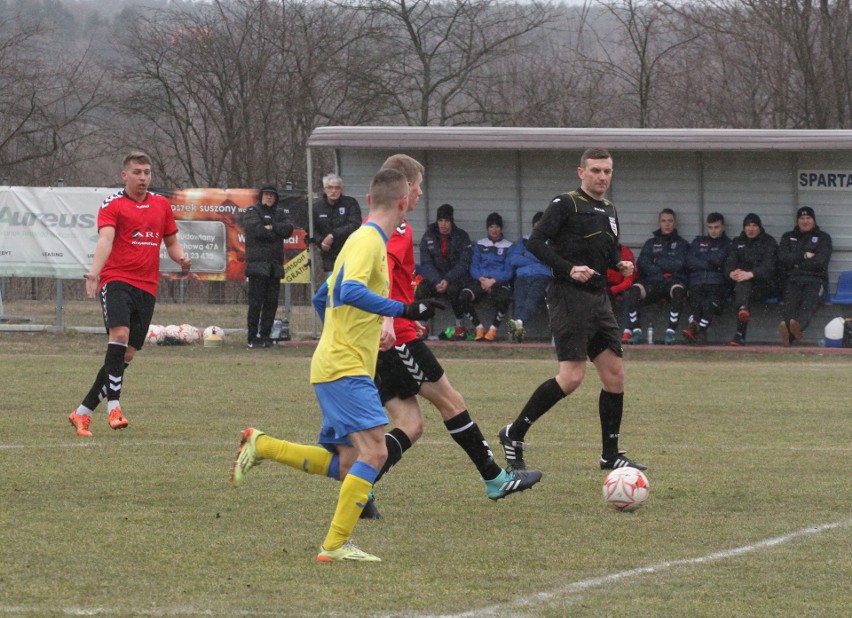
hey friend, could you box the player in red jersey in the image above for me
[68,152,191,437]
[368,154,542,510]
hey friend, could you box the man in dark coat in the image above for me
[312,174,362,277]
[243,184,294,348]
[724,212,777,346]
[777,207,832,345]
[682,212,731,344]
[416,203,473,340]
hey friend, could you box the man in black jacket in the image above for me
[416,203,473,340]
[243,184,294,348]
[777,207,833,346]
[724,212,778,346]
[312,174,362,277]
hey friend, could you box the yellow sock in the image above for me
[255,435,332,476]
[321,469,373,551]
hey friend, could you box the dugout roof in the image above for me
[307,126,852,152]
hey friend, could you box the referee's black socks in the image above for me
[512,378,566,441]
[599,390,624,458]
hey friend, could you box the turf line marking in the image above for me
[0,521,847,616]
[426,519,852,618]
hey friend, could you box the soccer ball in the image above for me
[602,467,650,512]
[179,324,201,344]
[203,325,225,340]
[162,324,182,345]
[146,324,164,345]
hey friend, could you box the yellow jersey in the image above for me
[310,222,390,383]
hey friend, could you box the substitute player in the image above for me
[68,151,191,437]
[497,148,647,473]
[230,168,441,562]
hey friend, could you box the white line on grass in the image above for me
[422,519,852,618]
[0,521,847,617]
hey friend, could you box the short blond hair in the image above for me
[380,154,424,183]
[123,151,152,168]
[370,168,408,209]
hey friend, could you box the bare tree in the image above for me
[672,0,852,129]
[0,6,108,184]
[340,0,555,126]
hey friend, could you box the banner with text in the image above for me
[0,186,309,281]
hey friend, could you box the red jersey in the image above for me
[97,191,179,296]
[386,219,418,344]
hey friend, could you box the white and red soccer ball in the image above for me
[603,467,650,512]
[146,324,165,345]
[178,324,201,344]
[202,325,225,340]
[163,324,181,341]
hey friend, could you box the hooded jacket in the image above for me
[509,234,551,279]
[778,224,832,284]
[243,190,294,279]
[419,221,473,284]
[724,220,778,284]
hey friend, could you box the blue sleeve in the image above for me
[312,281,329,322]
[339,280,404,317]
[470,243,482,279]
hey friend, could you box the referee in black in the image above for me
[498,147,647,472]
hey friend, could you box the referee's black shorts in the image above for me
[99,281,156,350]
[375,338,445,404]
[547,282,622,362]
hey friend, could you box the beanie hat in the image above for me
[486,212,503,228]
[743,212,762,228]
[532,211,544,226]
[436,203,454,222]
[796,206,816,221]
[259,183,279,200]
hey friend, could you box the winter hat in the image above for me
[796,206,816,221]
[532,211,544,225]
[436,203,454,222]
[259,183,279,200]
[742,212,762,228]
[486,212,503,228]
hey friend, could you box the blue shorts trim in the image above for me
[315,376,388,448]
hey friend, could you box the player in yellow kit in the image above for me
[229,168,441,562]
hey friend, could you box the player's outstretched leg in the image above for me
[484,468,543,501]
[230,427,265,487]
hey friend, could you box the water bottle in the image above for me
[647,325,654,344]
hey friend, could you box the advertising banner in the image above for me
[0,186,309,281]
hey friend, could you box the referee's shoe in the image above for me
[600,451,647,471]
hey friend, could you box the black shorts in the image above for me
[99,281,157,350]
[375,338,445,404]
[547,282,622,362]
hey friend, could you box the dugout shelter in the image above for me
[306,127,852,343]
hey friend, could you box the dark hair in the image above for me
[486,212,503,228]
[659,208,676,220]
[580,147,612,167]
[707,212,725,224]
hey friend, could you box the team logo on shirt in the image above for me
[609,216,618,236]
[131,226,161,246]
[339,207,346,216]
